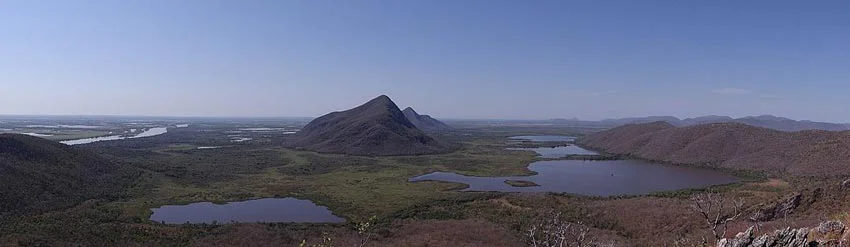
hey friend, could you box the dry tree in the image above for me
[748,209,765,232]
[355,216,377,247]
[526,212,607,247]
[690,191,745,241]
[299,216,376,247]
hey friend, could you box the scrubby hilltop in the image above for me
[402,107,451,131]
[591,115,848,132]
[288,95,452,156]
[0,134,133,219]
[579,122,850,176]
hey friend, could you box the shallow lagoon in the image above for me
[410,160,739,196]
[61,127,168,145]
[508,145,598,158]
[509,135,576,142]
[150,198,344,224]
[23,133,55,137]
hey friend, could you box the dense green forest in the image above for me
[0,134,137,220]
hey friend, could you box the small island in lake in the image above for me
[504,180,540,187]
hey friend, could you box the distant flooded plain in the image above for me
[61,127,168,145]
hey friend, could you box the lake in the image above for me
[509,135,576,142]
[150,198,344,224]
[61,127,168,145]
[230,137,253,142]
[26,124,103,129]
[197,146,225,149]
[23,132,54,137]
[239,127,285,131]
[508,145,598,158]
[409,160,739,196]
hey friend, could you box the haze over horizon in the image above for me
[2,1,849,122]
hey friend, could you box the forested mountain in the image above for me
[287,95,452,156]
[0,134,134,219]
[579,122,850,176]
[590,115,849,132]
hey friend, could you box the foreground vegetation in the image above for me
[2,123,848,246]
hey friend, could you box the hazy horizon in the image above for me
[1,110,846,124]
[2,1,849,122]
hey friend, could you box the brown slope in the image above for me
[579,122,850,176]
[287,95,452,156]
[577,121,675,153]
[0,134,132,218]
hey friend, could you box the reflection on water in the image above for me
[26,124,102,129]
[508,145,598,158]
[239,128,282,131]
[197,146,224,149]
[131,127,167,138]
[509,135,576,142]
[61,127,168,145]
[23,133,54,137]
[410,160,739,196]
[231,137,253,142]
[150,198,345,224]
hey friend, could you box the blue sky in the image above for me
[1,1,849,122]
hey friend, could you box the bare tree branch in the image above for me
[748,209,764,233]
[690,191,745,240]
[526,212,607,247]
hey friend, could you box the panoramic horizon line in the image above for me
[0,113,847,124]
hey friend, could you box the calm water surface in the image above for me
[508,145,598,158]
[197,146,225,149]
[410,160,739,196]
[230,137,253,142]
[23,133,54,137]
[509,135,576,142]
[26,124,102,129]
[150,198,344,224]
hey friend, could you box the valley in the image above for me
[3,108,847,246]
[7,1,850,245]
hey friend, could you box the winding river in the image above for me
[61,127,168,145]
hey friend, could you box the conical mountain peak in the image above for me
[364,95,394,107]
[288,95,451,156]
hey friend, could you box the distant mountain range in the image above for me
[578,122,850,176]
[552,115,849,132]
[402,107,452,131]
[286,95,452,156]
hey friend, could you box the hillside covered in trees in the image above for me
[0,134,136,219]
[579,122,850,176]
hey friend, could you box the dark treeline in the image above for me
[0,134,138,220]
